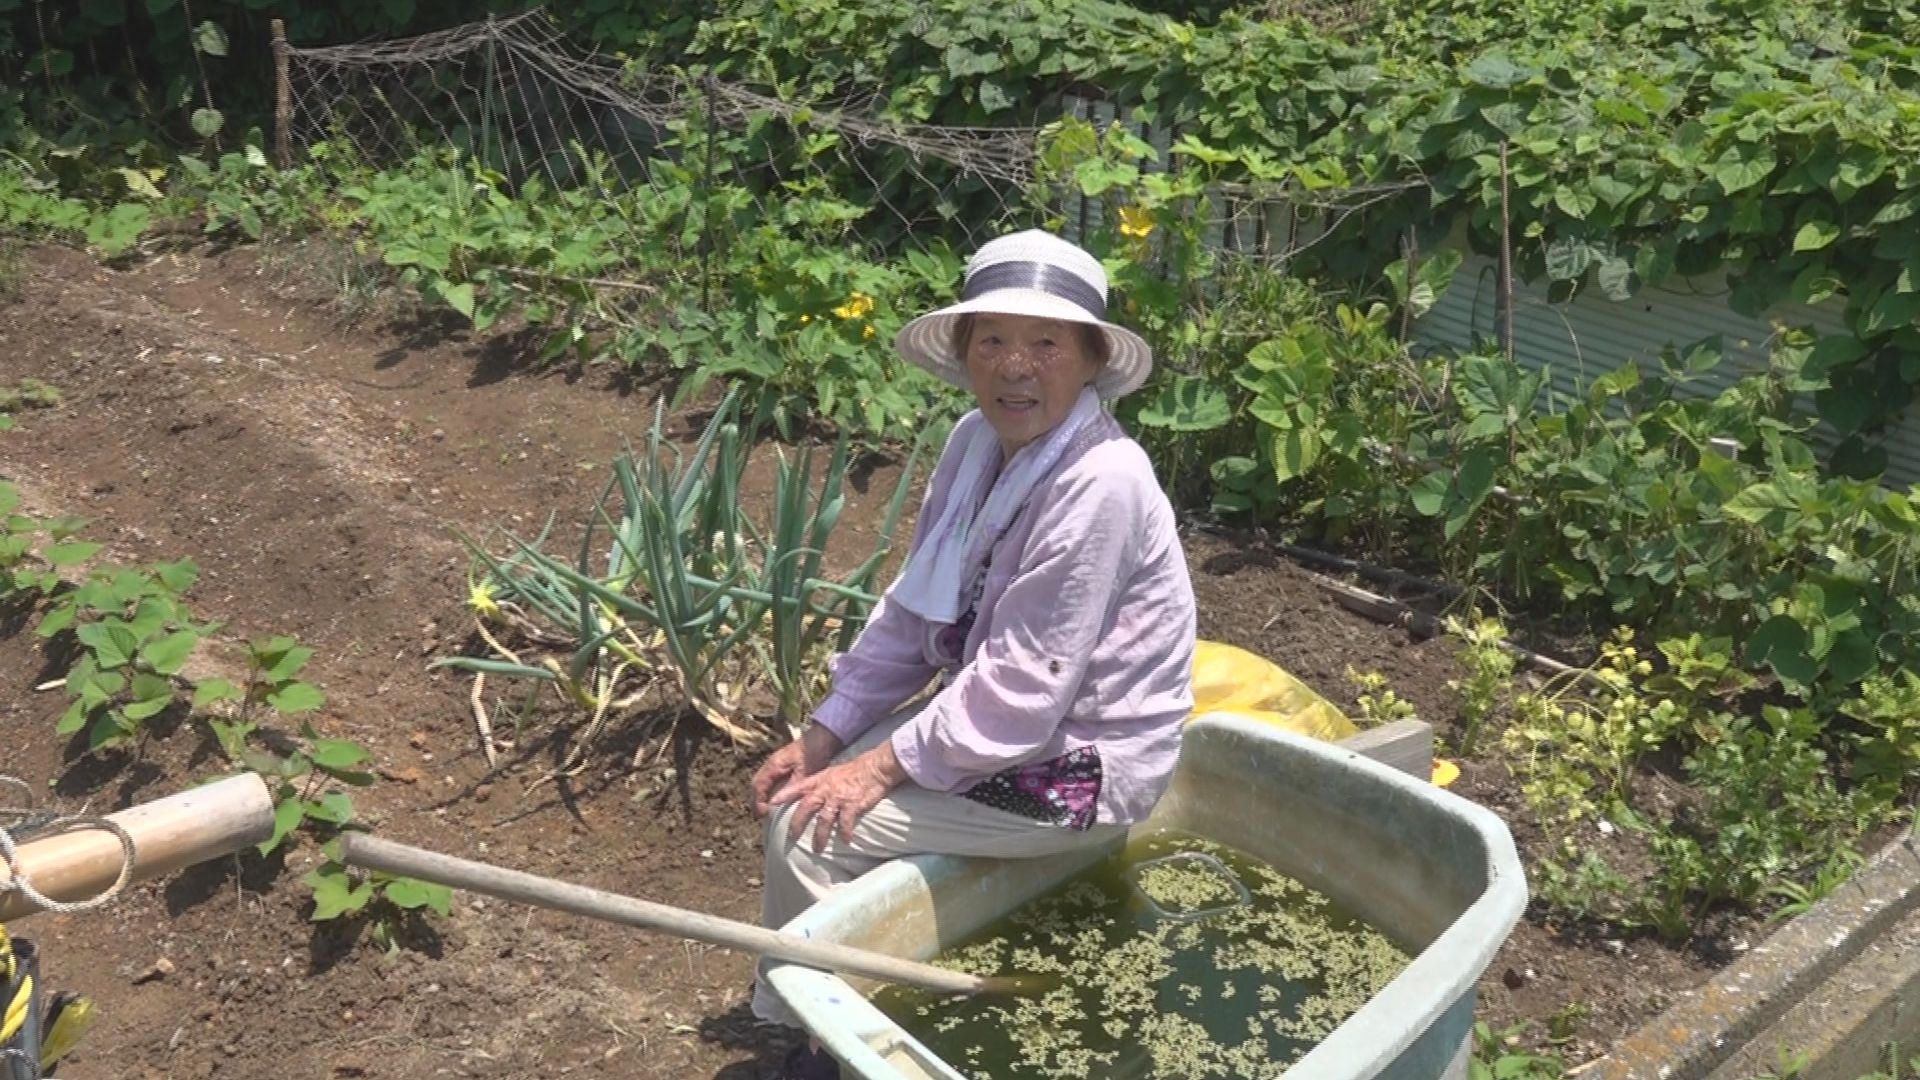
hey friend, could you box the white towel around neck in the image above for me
[889,387,1104,625]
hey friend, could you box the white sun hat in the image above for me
[895,229,1153,399]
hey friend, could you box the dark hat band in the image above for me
[961,261,1107,320]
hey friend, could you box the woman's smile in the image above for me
[964,313,1101,454]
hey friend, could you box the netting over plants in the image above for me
[281,10,1411,281]
[273,12,1421,445]
[288,11,1048,268]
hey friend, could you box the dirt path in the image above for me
[0,244,1704,1077]
[2,245,788,1080]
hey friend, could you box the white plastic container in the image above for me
[765,714,1529,1080]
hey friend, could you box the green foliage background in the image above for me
[9,0,1920,535]
[26,0,1892,452]
[13,0,1920,442]
[679,0,1920,449]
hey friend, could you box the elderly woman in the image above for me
[750,229,1197,1077]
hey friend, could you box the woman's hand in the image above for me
[772,742,909,853]
[751,724,843,819]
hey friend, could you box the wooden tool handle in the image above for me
[339,833,993,996]
[1,773,275,922]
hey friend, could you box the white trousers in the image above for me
[751,703,1127,1028]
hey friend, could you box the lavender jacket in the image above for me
[812,410,1197,825]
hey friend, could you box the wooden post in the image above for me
[272,18,292,169]
[1,773,274,922]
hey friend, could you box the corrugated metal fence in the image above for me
[1415,252,1920,489]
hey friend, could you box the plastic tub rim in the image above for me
[766,713,1529,1080]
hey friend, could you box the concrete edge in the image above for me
[1705,901,1920,1080]
[1589,828,1920,1080]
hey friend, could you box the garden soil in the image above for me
[0,243,1725,1078]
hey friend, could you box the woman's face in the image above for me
[962,313,1101,455]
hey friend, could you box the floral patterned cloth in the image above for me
[960,746,1105,831]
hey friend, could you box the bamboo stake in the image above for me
[272,19,292,169]
[1,773,274,922]
[340,834,1048,997]
[1498,140,1516,363]
[180,0,220,153]
[1274,542,1460,599]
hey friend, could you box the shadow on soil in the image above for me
[0,595,43,641]
[700,999,791,1080]
[164,846,287,917]
[371,309,474,373]
[52,712,201,811]
[462,326,552,388]
[306,906,447,975]
[369,312,577,393]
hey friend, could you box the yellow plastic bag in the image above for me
[1188,640,1357,742]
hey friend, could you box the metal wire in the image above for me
[281,11,1424,279]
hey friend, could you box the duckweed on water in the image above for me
[1132,853,1244,916]
[871,831,1410,1079]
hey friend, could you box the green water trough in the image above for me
[765,714,1530,1080]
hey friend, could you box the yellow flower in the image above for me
[1118,205,1155,239]
[831,291,875,320]
[467,581,501,619]
[799,313,812,324]
[863,324,876,340]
